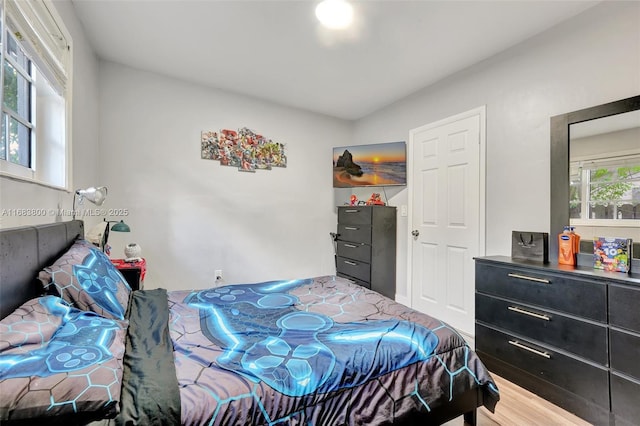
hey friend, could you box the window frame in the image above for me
[1,26,35,171]
[0,0,72,191]
[570,149,640,227]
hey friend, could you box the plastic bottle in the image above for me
[558,226,579,266]
[570,227,581,261]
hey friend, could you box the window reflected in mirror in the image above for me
[570,154,640,220]
[569,109,640,224]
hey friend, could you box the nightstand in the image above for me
[110,258,147,290]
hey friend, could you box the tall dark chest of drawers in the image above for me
[475,256,640,426]
[335,206,396,299]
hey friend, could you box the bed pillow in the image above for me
[38,239,132,320]
[0,296,127,422]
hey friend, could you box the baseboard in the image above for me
[457,330,475,348]
[395,294,410,307]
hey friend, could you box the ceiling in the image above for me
[70,0,601,121]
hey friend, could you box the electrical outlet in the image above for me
[215,270,223,281]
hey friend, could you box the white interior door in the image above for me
[409,107,485,336]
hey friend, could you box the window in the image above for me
[570,154,640,221]
[2,29,33,168]
[0,0,71,188]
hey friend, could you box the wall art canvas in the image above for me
[201,127,286,172]
[333,141,406,188]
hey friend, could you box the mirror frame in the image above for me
[550,94,640,263]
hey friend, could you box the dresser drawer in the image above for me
[337,224,371,244]
[475,262,606,322]
[609,284,640,333]
[611,373,640,424]
[336,241,371,263]
[338,207,372,226]
[336,256,371,283]
[476,323,609,408]
[610,328,640,380]
[476,293,608,365]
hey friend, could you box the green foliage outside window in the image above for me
[571,159,640,220]
[3,63,19,164]
[589,166,640,205]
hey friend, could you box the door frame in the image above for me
[404,106,487,314]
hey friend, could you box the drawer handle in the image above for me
[508,306,550,321]
[343,243,358,248]
[344,226,359,231]
[344,209,359,213]
[344,260,358,266]
[507,273,550,284]
[508,340,551,359]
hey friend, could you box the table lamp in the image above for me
[73,186,108,219]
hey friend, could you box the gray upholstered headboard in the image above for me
[0,220,84,319]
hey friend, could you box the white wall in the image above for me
[353,1,640,299]
[571,127,640,159]
[98,62,351,291]
[0,0,100,229]
[5,1,637,301]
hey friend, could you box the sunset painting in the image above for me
[333,141,407,188]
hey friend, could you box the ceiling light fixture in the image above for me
[315,0,354,30]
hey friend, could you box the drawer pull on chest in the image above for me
[343,243,358,248]
[507,273,551,284]
[508,340,551,359]
[344,226,359,231]
[508,306,551,321]
[344,209,360,213]
[344,260,358,266]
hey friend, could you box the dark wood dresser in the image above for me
[475,256,640,426]
[335,205,396,299]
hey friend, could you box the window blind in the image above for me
[574,154,640,172]
[4,0,70,94]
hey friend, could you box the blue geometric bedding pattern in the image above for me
[168,275,500,425]
[0,296,120,379]
[38,239,131,320]
[70,247,130,319]
[0,296,127,421]
[183,278,439,397]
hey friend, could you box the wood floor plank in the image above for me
[443,373,592,426]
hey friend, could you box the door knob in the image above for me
[411,230,420,237]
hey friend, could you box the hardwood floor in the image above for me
[443,373,592,426]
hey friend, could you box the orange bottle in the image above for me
[570,227,581,261]
[558,226,579,266]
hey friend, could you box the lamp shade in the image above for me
[110,220,130,232]
[76,186,108,206]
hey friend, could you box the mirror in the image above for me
[550,95,640,263]
[570,110,640,221]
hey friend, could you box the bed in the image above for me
[0,220,499,425]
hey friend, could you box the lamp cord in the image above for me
[72,192,77,220]
[103,220,110,252]
[329,232,339,268]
